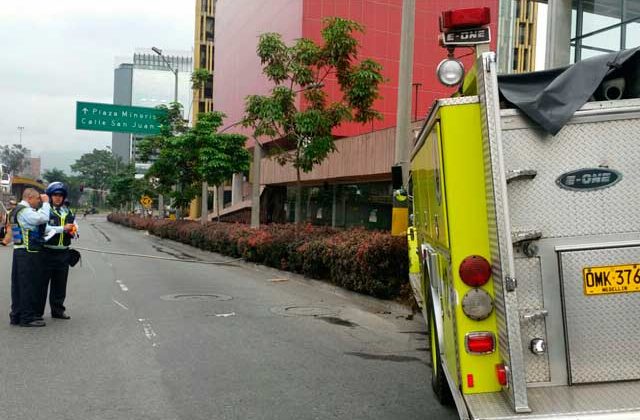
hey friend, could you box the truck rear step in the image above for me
[466,381,640,420]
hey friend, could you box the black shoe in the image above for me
[19,320,46,327]
[52,313,70,320]
[10,319,19,326]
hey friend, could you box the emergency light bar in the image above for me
[441,7,491,30]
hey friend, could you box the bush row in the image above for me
[107,213,409,299]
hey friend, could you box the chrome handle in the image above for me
[506,169,537,183]
[521,309,548,321]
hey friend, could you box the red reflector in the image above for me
[459,255,492,287]
[496,364,508,386]
[442,7,491,30]
[466,332,495,354]
[467,374,474,388]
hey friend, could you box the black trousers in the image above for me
[10,249,44,324]
[40,249,69,316]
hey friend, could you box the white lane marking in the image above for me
[138,318,158,347]
[215,312,236,318]
[115,279,129,292]
[112,299,129,310]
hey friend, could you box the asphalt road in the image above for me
[0,215,457,420]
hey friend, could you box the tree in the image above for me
[42,168,67,184]
[71,149,122,208]
[191,68,212,115]
[143,111,250,218]
[194,112,251,216]
[242,17,384,223]
[137,102,189,215]
[106,164,151,210]
[42,168,84,208]
[0,144,30,175]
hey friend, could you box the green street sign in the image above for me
[76,101,166,135]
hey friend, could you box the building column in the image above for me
[231,173,243,205]
[217,185,224,214]
[546,0,572,68]
[497,0,517,74]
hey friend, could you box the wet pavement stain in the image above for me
[152,244,196,260]
[344,352,422,363]
[91,224,111,242]
[317,316,358,328]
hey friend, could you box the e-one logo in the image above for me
[556,168,621,191]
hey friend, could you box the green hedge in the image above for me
[107,213,409,299]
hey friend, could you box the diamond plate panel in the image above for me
[466,381,640,419]
[477,52,529,412]
[560,246,640,383]
[515,258,550,383]
[503,119,640,239]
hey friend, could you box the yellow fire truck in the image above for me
[407,7,640,420]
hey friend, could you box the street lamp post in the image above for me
[152,47,178,103]
[152,47,180,219]
[17,126,24,146]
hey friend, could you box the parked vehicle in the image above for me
[407,7,640,420]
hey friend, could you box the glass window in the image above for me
[573,0,627,62]
[581,11,621,52]
[627,22,640,48]
[206,17,215,41]
[285,182,392,230]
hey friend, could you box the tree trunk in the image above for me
[294,167,302,224]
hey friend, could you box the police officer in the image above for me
[41,182,76,320]
[10,188,50,327]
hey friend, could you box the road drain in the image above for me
[270,305,337,317]
[161,293,233,302]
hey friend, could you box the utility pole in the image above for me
[391,0,416,236]
[152,47,179,219]
[250,141,262,228]
[394,0,416,188]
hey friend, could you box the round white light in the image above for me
[461,288,493,321]
[436,58,465,87]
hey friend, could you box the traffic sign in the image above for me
[140,195,153,209]
[76,101,166,135]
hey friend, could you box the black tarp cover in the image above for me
[497,47,640,135]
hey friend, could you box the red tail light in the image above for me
[459,255,492,287]
[467,374,474,388]
[442,8,491,30]
[465,332,495,354]
[496,363,509,386]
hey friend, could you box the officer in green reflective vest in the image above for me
[41,182,76,320]
[10,188,50,327]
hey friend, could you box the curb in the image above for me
[110,222,417,317]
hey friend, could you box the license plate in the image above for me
[583,264,640,295]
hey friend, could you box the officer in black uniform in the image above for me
[10,188,50,327]
[40,182,76,320]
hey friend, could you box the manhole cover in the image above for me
[270,305,338,317]
[161,293,232,302]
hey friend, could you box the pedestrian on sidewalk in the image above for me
[9,188,50,327]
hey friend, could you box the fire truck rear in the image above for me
[407,7,640,420]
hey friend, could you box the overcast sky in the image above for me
[0,1,195,173]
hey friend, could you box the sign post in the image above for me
[75,101,166,135]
